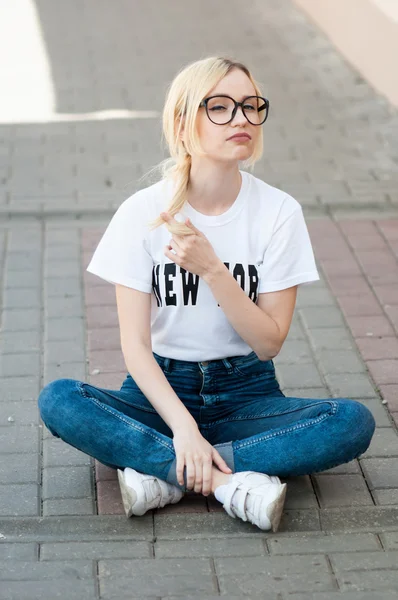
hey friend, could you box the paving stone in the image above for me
[357,398,394,427]
[268,533,380,555]
[321,507,398,530]
[5,270,41,289]
[154,537,266,558]
[338,569,398,592]
[217,569,336,595]
[44,277,81,297]
[372,489,398,505]
[317,350,366,375]
[296,287,335,307]
[0,401,39,426]
[45,295,83,319]
[44,260,80,278]
[0,426,39,454]
[0,452,39,484]
[0,515,153,541]
[0,353,40,378]
[43,361,86,385]
[347,315,395,337]
[361,458,398,489]
[0,377,40,402]
[44,340,85,364]
[40,541,151,560]
[291,592,398,600]
[274,340,313,364]
[381,532,398,550]
[42,498,95,516]
[0,559,93,580]
[0,579,96,600]
[367,359,398,385]
[0,331,40,355]
[0,484,39,516]
[45,316,85,342]
[42,465,93,500]
[356,336,398,360]
[3,287,41,309]
[325,373,376,398]
[281,387,331,399]
[330,550,398,571]
[312,475,373,507]
[315,460,360,475]
[299,306,347,329]
[308,328,355,351]
[0,544,37,561]
[2,309,41,332]
[97,480,124,515]
[283,475,318,509]
[362,427,398,458]
[99,558,216,597]
[215,553,329,576]
[275,363,324,388]
[43,438,91,467]
[379,385,398,411]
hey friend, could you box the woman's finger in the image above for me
[185,455,195,491]
[201,456,213,496]
[176,453,185,486]
[212,450,233,474]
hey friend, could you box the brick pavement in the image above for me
[1,0,398,597]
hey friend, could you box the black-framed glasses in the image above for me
[199,94,269,126]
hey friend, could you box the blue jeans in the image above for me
[38,350,376,492]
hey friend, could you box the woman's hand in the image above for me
[172,426,232,495]
[161,212,222,279]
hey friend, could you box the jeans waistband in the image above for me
[152,350,270,374]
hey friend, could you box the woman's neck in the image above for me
[186,160,242,216]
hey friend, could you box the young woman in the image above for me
[38,56,375,532]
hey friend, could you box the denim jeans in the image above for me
[38,350,376,492]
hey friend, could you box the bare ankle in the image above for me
[211,466,232,494]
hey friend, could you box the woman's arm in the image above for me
[115,284,198,433]
[203,264,298,361]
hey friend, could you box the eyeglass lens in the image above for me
[206,96,267,125]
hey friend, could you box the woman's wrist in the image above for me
[171,416,199,435]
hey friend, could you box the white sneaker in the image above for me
[221,471,287,532]
[117,467,184,517]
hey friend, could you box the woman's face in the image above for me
[194,68,261,164]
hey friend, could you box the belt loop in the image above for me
[222,357,234,374]
[163,357,172,373]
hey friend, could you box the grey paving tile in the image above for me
[268,533,380,554]
[312,474,373,507]
[338,569,398,592]
[99,558,216,597]
[0,452,39,484]
[361,458,398,489]
[42,465,93,500]
[0,401,39,425]
[155,537,265,558]
[362,427,398,458]
[325,373,376,398]
[0,377,40,402]
[0,426,39,454]
[40,541,151,560]
[42,438,91,467]
[372,489,398,505]
[42,498,95,516]
[0,580,96,600]
[0,544,37,561]
[330,550,398,571]
[0,329,40,355]
[0,484,39,516]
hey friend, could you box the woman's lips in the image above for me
[227,133,251,141]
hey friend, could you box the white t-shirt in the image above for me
[86,170,319,361]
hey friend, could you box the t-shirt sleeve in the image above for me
[85,195,153,293]
[258,202,320,294]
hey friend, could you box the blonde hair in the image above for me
[147,56,264,236]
